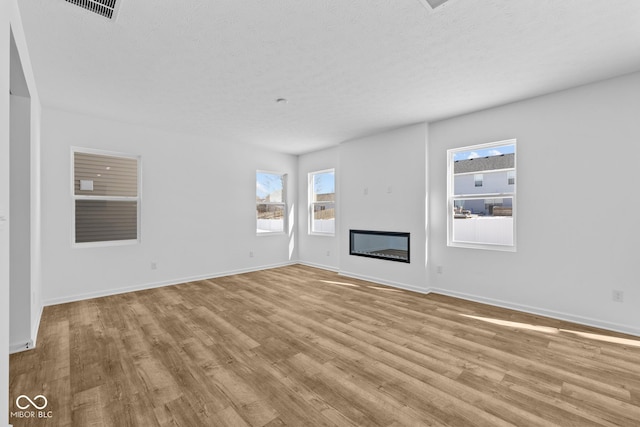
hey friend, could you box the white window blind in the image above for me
[73,150,140,244]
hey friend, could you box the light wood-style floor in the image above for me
[10,265,640,426]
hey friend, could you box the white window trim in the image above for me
[71,147,142,248]
[447,139,516,252]
[308,168,335,236]
[256,170,287,236]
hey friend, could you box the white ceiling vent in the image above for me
[65,0,121,20]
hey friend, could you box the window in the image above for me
[309,169,335,235]
[72,148,140,245]
[448,140,516,250]
[256,171,286,234]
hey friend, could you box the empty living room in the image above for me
[2,0,640,426]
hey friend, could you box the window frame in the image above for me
[447,139,516,252]
[71,147,142,248]
[308,168,336,236]
[256,170,287,236]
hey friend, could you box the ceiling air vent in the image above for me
[65,0,121,20]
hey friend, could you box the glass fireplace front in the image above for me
[349,230,410,263]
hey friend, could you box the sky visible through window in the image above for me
[453,144,515,161]
[314,171,335,195]
[256,172,283,199]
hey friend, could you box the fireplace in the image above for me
[349,230,410,263]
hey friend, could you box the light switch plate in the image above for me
[80,180,94,191]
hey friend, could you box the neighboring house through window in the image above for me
[448,140,516,250]
[256,171,286,234]
[72,148,140,246]
[309,169,335,235]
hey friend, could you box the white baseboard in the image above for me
[336,269,639,338]
[431,287,640,338]
[9,304,43,354]
[297,261,339,272]
[9,339,34,354]
[338,270,431,295]
[42,261,297,306]
[30,303,43,348]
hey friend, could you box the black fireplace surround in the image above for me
[349,230,410,263]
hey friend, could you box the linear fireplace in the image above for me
[349,230,410,263]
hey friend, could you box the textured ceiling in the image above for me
[17,0,640,154]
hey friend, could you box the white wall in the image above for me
[8,10,42,350]
[1,4,10,424]
[338,123,428,292]
[297,146,340,270]
[41,107,297,304]
[429,71,640,336]
[9,94,30,350]
[10,88,42,354]
[29,87,42,349]
[3,1,42,423]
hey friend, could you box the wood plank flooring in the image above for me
[9,265,640,426]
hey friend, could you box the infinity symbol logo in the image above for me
[16,395,48,410]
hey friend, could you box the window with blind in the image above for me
[73,149,140,245]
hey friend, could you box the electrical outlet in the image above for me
[436,265,443,274]
[249,251,254,258]
[612,290,624,303]
[151,261,158,270]
[363,187,368,195]
[326,250,331,257]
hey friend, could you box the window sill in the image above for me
[73,239,139,249]
[256,231,287,237]
[448,241,516,252]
